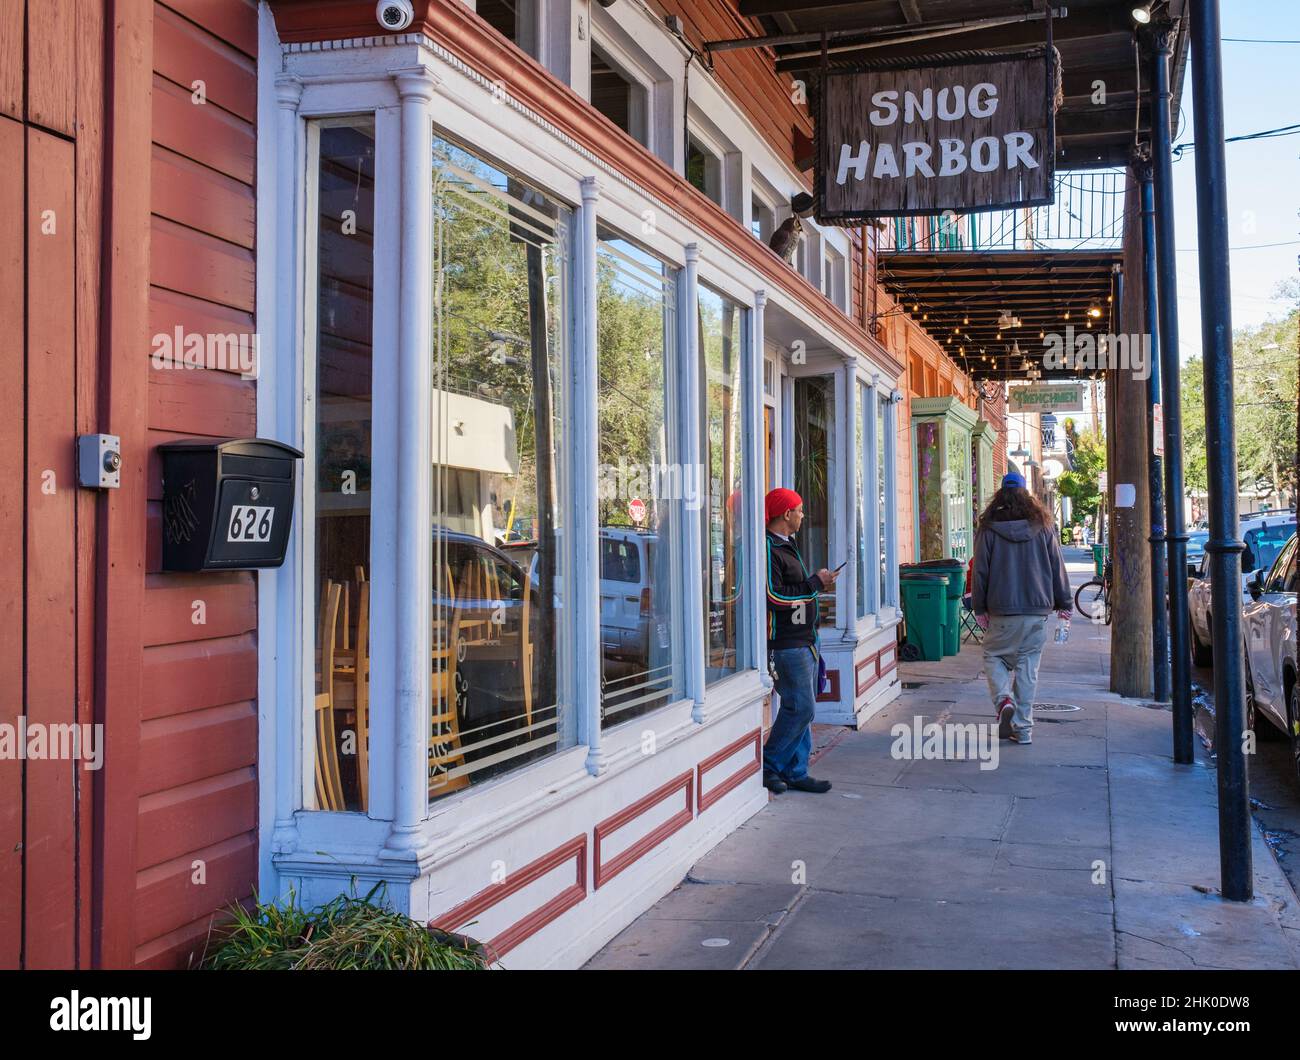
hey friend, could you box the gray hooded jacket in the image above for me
[970,518,1072,616]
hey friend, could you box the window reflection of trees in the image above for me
[429,138,569,803]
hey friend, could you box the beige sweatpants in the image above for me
[982,613,1050,736]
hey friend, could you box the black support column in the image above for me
[1188,0,1252,901]
[1137,150,1170,704]
[1149,22,1194,763]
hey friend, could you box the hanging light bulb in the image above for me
[1088,306,1102,318]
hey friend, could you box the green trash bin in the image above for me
[1091,543,1107,578]
[899,572,949,662]
[903,559,967,655]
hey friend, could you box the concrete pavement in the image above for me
[585,608,1300,970]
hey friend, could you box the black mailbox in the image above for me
[159,438,304,572]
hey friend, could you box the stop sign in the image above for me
[629,498,646,525]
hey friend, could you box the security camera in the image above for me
[376,0,414,31]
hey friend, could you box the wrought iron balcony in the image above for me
[887,170,1126,254]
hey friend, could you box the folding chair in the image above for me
[959,593,983,644]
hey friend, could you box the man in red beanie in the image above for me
[762,488,838,794]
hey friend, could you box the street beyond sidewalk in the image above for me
[586,582,1300,970]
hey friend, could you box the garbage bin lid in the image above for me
[900,572,948,582]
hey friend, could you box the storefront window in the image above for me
[311,119,375,813]
[596,232,683,725]
[698,285,751,681]
[856,381,867,619]
[793,375,836,628]
[428,134,572,803]
[946,428,971,561]
[915,420,944,560]
[877,398,888,604]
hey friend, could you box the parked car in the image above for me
[1185,529,1209,576]
[1189,515,1296,666]
[1242,532,1298,782]
[598,527,667,666]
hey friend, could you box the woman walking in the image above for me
[970,471,1072,745]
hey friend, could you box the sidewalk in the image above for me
[585,617,1300,969]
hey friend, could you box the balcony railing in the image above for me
[887,170,1126,253]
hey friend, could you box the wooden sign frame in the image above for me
[814,46,1057,223]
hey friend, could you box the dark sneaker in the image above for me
[762,771,788,794]
[998,703,1015,740]
[785,775,832,793]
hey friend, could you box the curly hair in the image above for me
[977,485,1053,533]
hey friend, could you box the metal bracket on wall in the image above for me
[77,434,122,490]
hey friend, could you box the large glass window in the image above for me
[856,381,867,619]
[698,285,751,681]
[428,135,572,805]
[596,232,683,725]
[877,397,888,605]
[793,375,836,628]
[946,429,971,562]
[311,119,375,813]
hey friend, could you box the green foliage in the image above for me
[1181,307,1298,501]
[200,884,488,971]
[1056,428,1106,521]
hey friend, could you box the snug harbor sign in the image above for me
[816,49,1056,221]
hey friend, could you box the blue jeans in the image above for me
[764,646,817,781]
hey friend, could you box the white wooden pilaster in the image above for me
[384,65,438,857]
[576,177,606,772]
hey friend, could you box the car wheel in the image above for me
[1288,677,1300,786]
[1245,659,1284,740]
[1190,623,1212,667]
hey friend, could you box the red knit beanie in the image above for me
[764,487,803,525]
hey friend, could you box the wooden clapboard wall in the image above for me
[0,0,104,972]
[0,0,261,971]
[133,0,260,970]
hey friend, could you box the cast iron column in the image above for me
[1137,150,1170,703]
[1149,23,1194,762]
[1188,0,1252,900]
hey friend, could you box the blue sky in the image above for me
[1171,0,1299,360]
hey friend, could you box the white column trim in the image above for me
[841,362,858,635]
[269,72,303,858]
[750,290,770,687]
[576,176,605,773]
[383,64,439,857]
[681,243,707,721]
[865,377,881,617]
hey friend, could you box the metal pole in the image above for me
[1137,151,1170,703]
[1149,23,1194,762]
[1188,0,1252,901]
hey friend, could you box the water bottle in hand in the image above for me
[1054,613,1071,644]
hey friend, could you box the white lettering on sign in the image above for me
[836,132,1039,185]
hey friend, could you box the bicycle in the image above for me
[1074,559,1112,625]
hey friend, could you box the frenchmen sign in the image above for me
[817,50,1054,220]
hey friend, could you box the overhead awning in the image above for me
[877,248,1123,381]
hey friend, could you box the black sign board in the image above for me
[816,49,1055,221]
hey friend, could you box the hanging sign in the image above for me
[816,49,1055,221]
[1008,383,1083,414]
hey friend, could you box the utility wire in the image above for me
[1172,122,1300,159]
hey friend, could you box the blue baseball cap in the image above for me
[1002,471,1026,490]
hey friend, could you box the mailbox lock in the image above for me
[249,485,261,501]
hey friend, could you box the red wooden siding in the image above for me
[127,0,260,970]
[0,110,24,971]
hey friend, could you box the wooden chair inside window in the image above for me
[430,564,469,797]
[314,581,346,811]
